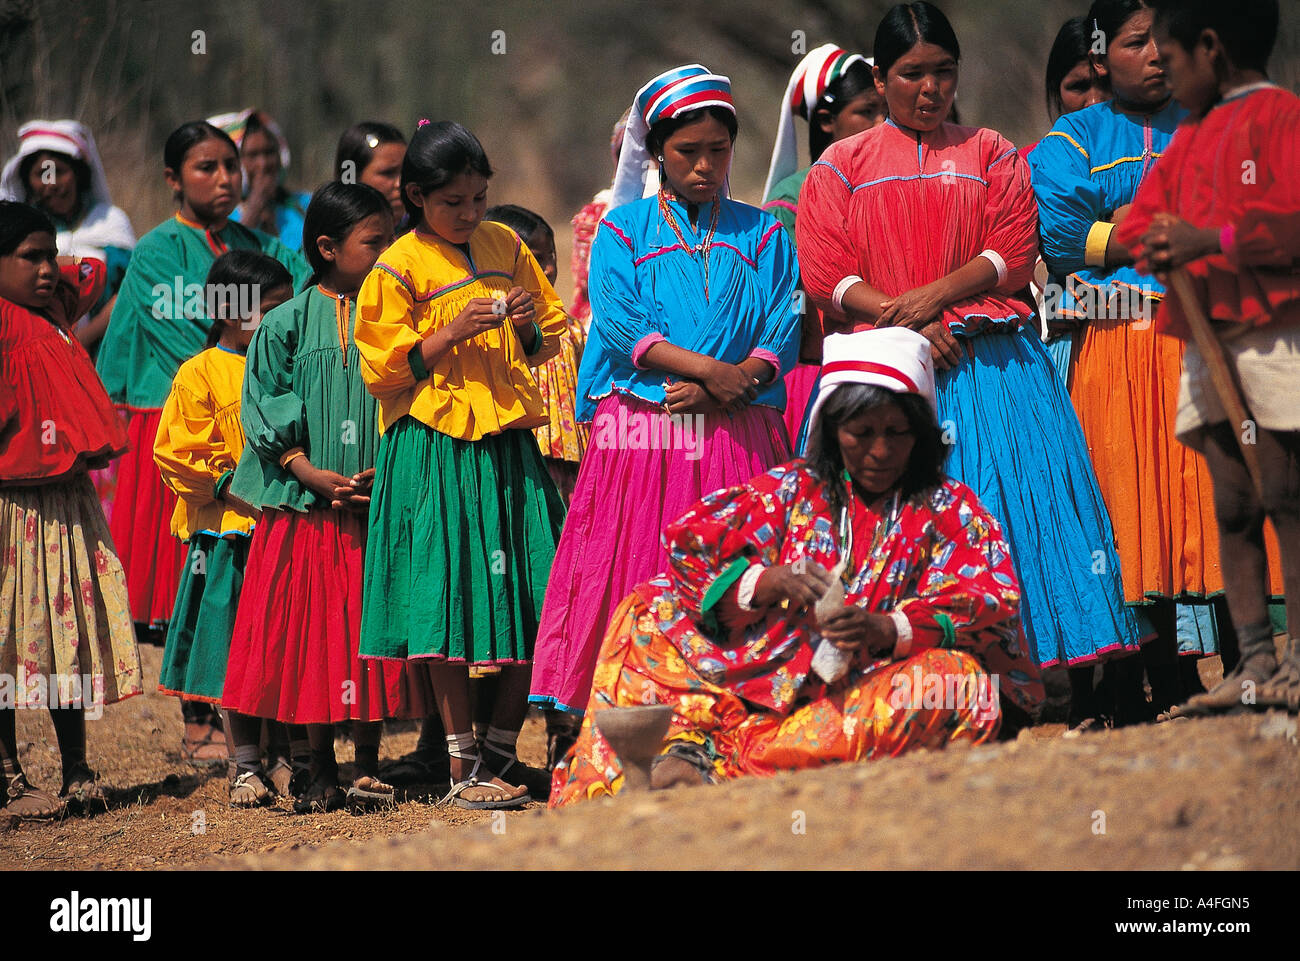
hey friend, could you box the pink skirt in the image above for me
[528,393,791,714]
[781,362,820,448]
[222,507,434,724]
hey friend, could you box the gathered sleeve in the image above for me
[982,144,1039,294]
[663,468,793,636]
[750,221,801,380]
[893,491,1022,656]
[586,216,666,364]
[54,259,106,326]
[1030,126,1109,276]
[154,375,234,508]
[794,158,859,317]
[512,238,565,368]
[240,307,307,464]
[355,263,427,401]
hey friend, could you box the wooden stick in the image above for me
[1166,269,1266,501]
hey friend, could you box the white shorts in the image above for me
[1176,318,1300,439]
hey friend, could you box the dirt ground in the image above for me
[2,643,1296,871]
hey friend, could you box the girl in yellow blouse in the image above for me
[153,250,294,807]
[355,121,567,808]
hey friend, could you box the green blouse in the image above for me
[230,286,381,513]
[95,215,310,410]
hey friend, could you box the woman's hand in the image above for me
[290,460,357,508]
[703,360,759,414]
[876,282,949,331]
[446,297,505,344]
[1136,213,1221,281]
[920,320,963,371]
[749,563,834,614]
[663,380,717,415]
[1109,203,1133,226]
[502,285,537,335]
[817,606,896,655]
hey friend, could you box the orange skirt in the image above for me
[1070,316,1283,602]
[549,593,1000,807]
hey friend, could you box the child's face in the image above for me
[229,282,293,348]
[1059,60,1108,115]
[1094,9,1169,107]
[410,169,488,245]
[166,136,241,225]
[361,143,407,224]
[319,211,396,293]
[1154,21,1219,116]
[25,151,80,220]
[0,232,58,310]
[526,227,558,285]
[818,88,888,144]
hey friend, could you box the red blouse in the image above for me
[1117,85,1300,338]
[0,259,127,485]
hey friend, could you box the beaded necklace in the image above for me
[657,185,720,302]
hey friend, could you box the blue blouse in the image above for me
[577,194,800,422]
[231,189,312,252]
[1030,99,1186,324]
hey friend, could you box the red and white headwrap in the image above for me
[762,45,870,201]
[610,64,735,210]
[802,328,937,454]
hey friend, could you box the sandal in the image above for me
[292,772,344,815]
[4,773,66,821]
[379,749,451,789]
[1062,715,1110,739]
[229,769,273,808]
[480,742,553,801]
[346,775,396,813]
[181,720,229,768]
[59,763,109,812]
[265,758,313,798]
[438,754,529,810]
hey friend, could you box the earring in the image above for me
[657,155,665,163]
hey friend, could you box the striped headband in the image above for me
[636,64,734,129]
[790,45,868,119]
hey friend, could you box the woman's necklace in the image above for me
[658,185,720,302]
[838,470,901,574]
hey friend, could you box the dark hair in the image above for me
[1086,0,1154,71]
[809,59,878,161]
[805,383,948,515]
[301,181,392,287]
[400,121,493,220]
[18,150,93,205]
[873,2,962,78]
[335,121,406,181]
[201,249,293,347]
[645,106,739,159]
[163,121,239,173]
[0,200,56,256]
[1046,16,1097,118]
[1150,0,1277,74]
[483,204,553,245]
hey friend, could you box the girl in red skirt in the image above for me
[222,182,430,813]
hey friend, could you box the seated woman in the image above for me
[550,328,1044,806]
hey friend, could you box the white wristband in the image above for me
[736,564,766,611]
[832,275,864,313]
[890,609,914,658]
[978,249,1008,286]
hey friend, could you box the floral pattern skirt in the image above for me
[550,592,1000,807]
[0,474,142,708]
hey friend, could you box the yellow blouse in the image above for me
[153,345,256,539]
[354,221,566,439]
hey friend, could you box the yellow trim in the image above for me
[1090,152,1163,174]
[1043,131,1089,161]
[1084,221,1116,267]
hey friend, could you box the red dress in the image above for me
[0,260,126,484]
[1116,84,1300,338]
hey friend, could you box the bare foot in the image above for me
[1257,655,1300,713]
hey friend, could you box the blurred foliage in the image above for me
[2,0,1297,241]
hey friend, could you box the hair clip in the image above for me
[365,133,380,148]
[417,118,431,128]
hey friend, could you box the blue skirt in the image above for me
[936,326,1146,668]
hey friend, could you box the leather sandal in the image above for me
[4,774,66,821]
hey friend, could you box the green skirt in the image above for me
[158,532,250,703]
[360,418,566,662]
